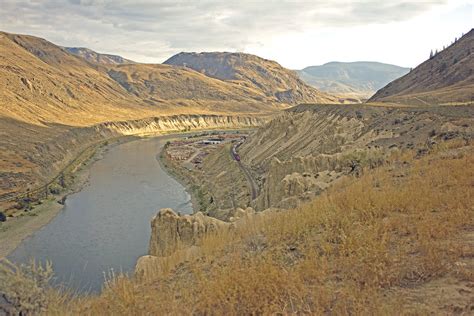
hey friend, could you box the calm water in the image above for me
[9,136,192,292]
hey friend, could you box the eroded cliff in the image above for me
[239,104,473,210]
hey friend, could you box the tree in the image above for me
[429,50,434,59]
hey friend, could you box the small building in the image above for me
[199,138,222,145]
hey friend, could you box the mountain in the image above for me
[63,47,135,65]
[164,52,339,104]
[297,61,410,100]
[0,31,300,126]
[369,29,474,105]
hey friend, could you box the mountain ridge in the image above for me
[297,61,410,100]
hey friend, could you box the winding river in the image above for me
[8,135,192,292]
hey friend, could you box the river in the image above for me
[8,135,192,292]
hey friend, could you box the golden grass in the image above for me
[4,141,472,314]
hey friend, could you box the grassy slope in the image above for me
[369,29,474,106]
[24,140,470,314]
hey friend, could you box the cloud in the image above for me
[0,0,467,67]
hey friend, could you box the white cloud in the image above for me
[0,0,471,68]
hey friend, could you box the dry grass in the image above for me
[5,141,473,315]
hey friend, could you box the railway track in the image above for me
[230,143,258,200]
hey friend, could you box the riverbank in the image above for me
[158,131,254,220]
[0,136,136,259]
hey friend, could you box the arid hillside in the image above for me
[164,52,339,104]
[63,47,135,65]
[369,29,474,105]
[0,31,286,127]
[238,104,473,210]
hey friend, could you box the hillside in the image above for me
[239,104,473,210]
[369,29,474,105]
[63,47,135,65]
[164,52,339,104]
[297,61,409,100]
[0,31,286,127]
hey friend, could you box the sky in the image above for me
[0,0,472,69]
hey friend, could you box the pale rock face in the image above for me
[137,207,270,277]
[228,207,256,222]
[255,155,344,210]
[148,208,229,257]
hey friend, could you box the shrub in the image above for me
[0,260,54,315]
[49,183,62,195]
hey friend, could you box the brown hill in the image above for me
[369,29,474,105]
[0,31,288,127]
[63,47,135,65]
[164,52,339,104]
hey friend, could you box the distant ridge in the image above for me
[297,61,409,101]
[369,29,474,105]
[164,52,339,105]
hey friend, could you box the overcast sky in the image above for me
[0,0,472,69]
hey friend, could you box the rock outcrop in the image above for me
[136,207,262,275]
[148,208,229,257]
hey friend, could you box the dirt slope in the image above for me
[164,52,339,104]
[369,29,474,105]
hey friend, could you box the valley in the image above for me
[0,20,473,315]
